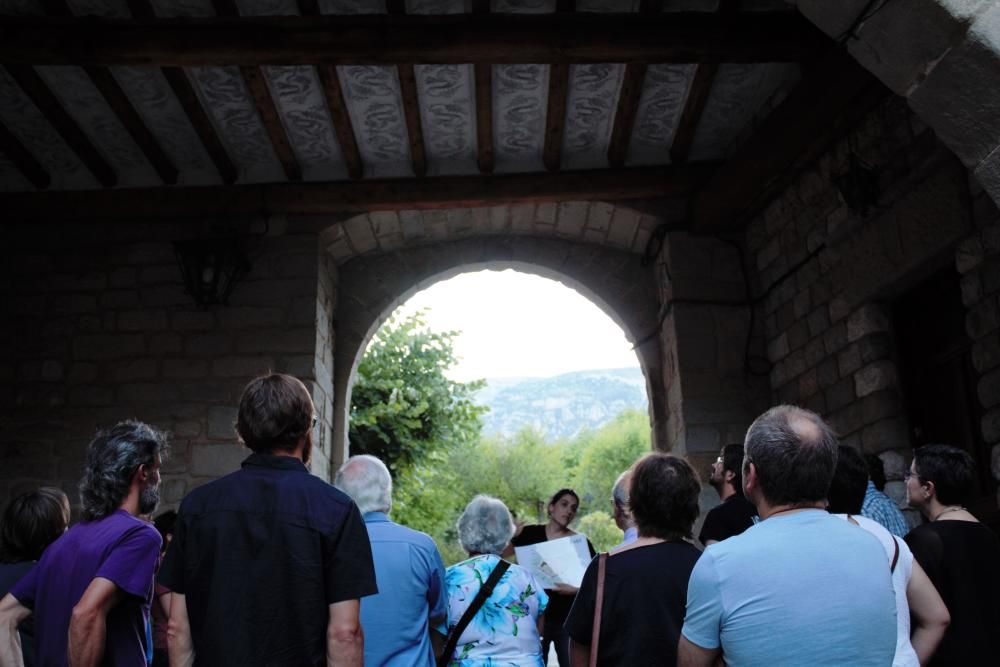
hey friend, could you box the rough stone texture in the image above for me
[880,449,908,481]
[0,221,329,509]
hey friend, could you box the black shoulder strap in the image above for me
[890,536,900,573]
[438,559,511,667]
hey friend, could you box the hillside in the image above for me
[475,367,647,439]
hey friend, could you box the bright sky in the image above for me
[391,269,640,382]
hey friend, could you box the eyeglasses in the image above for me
[714,457,723,465]
[903,470,921,481]
[312,415,318,428]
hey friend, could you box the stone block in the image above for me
[343,216,377,254]
[973,332,1000,372]
[40,360,63,381]
[586,202,614,232]
[766,332,790,362]
[838,344,863,377]
[120,382,180,403]
[804,338,826,369]
[162,478,188,504]
[556,202,589,237]
[73,334,145,360]
[862,390,903,424]
[173,421,201,438]
[956,234,985,275]
[981,406,1000,442]
[607,207,640,249]
[798,368,819,399]
[487,206,509,233]
[979,366,1000,408]
[118,309,168,332]
[855,361,899,398]
[150,333,182,355]
[171,310,216,331]
[858,333,892,365]
[67,362,99,384]
[787,321,809,351]
[846,303,889,342]
[861,418,909,452]
[192,443,247,478]
[823,322,848,355]
[685,425,721,453]
[68,385,114,406]
[207,406,238,439]
[806,306,830,338]
[213,356,275,378]
[217,307,285,329]
[534,203,557,226]
[983,260,1000,297]
[829,296,851,323]
[829,402,864,437]
[817,357,839,389]
[826,376,856,413]
[237,328,315,354]
[369,210,401,237]
[163,358,209,379]
[966,294,1000,339]
[756,238,781,271]
[185,333,232,357]
[111,359,158,382]
[975,142,1000,206]
[991,443,1000,479]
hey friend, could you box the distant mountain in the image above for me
[475,367,648,439]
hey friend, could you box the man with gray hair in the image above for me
[335,455,446,667]
[0,421,167,666]
[611,469,637,548]
[679,405,897,666]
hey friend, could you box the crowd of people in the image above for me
[0,372,998,666]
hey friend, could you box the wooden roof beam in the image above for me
[0,13,828,66]
[543,63,569,172]
[690,50,885,233]
[4,65,116,187]
[0,120,50,189]
[607,63,646,168]
[669,63,717,164]
[474,63,493,174]
[3,164,717,221]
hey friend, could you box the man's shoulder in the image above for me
[371,519,439,552]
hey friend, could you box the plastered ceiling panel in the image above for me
[416,65,478,175]
[236,0,297,15]
[561,63,625,170]
[492,0,555,13]
[112,67,219,185]
[626,64,697,166]
[150,0,214,16]
[189,66,285,183]
[65,0,129,17]
[0,67,98,189]
[37,66,159,186]
[576,0,639,11]
[263,66,350,181]
[688,62,801,161]
[319,0,386,13]
[493,64,549,173]
[406,0,469,12]
[338,66,413,178]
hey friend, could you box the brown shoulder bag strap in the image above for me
[588,552,608,667]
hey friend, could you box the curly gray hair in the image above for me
[457,495,514,556]
[79,420,169,521]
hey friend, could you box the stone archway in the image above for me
[329,234,666,466]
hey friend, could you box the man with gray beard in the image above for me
[0,421,168,667]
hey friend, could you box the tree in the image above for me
[349,311,487,475]
[570,409,650,514]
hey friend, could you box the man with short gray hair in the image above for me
[610,470,637,548]
[679,405,897,666]
[335,455,447,667]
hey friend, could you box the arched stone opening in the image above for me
[328,234,667,467]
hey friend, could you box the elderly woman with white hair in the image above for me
[435,495,548,667]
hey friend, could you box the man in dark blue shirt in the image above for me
[159,373,377,667]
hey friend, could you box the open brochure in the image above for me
[513,534,591,589]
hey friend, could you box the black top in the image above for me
[511,524,595,636]
[0,562,35,667]
[158,453,377,667]
[698,494,757,545]
[564,541,702,666]
[904,520,1000,667]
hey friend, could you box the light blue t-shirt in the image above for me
[682,509,897,667]
[361,512,448,667]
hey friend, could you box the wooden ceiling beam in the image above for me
[690,50,885,233]
[0,13,827,66]
[474,63,493,174]
[669,63,717,164]
[397,64,427,178]
[607,63,646,168]
[0,120,51,189]
[4,65,116,187]
[240,65,302,181]
[543,63,569,172]
[3,164,717,221]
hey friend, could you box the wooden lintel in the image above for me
[161,67,237,184]
[4,65,116,187]
[0,14,827,66]
[691,50,884,233]
[397,64,427,178]
[543,63,569,172]
[475,63,493,174]
[83,66,179,185]
[669,63,717,164]
[240,65,302,182]
[607,63,647,168]
[0,120,50,189]
[317,65,363,180]
[3,164,717,221]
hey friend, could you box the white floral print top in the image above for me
[438,554,549,666]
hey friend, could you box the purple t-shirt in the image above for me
[10,509,161,666]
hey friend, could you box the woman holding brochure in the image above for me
[511,488,596,667]
[564,454,702,667]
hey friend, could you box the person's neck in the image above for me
[924,498,976,523]
[118,491,141,518]
[757,500,824,520]
[546,520,572,539]
[718,484,737,502]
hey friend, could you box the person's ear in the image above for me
[922,479,936,499]
[743,463,758,496]
[724,470,736,485]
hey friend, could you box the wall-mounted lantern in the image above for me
[173,237,251,307]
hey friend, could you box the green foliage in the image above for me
[576,511,622,553]
[349,311,487,475]
[569,409,651,514]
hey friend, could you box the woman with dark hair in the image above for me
[0,487,70,667]
[510,488,595,666]
[904,444,1000,666]
[565,454,702,667]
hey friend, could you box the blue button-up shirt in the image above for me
[861,481,910,537]
[361,512,447,667]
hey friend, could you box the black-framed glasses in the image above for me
[311,415,318,428]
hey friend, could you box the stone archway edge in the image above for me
[794,0,1000,205]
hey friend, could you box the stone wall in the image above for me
[0,218,333,512]
[747,96,975,521]
[956,182,1000,507]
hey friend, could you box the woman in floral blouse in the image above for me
[437,495,548,666]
